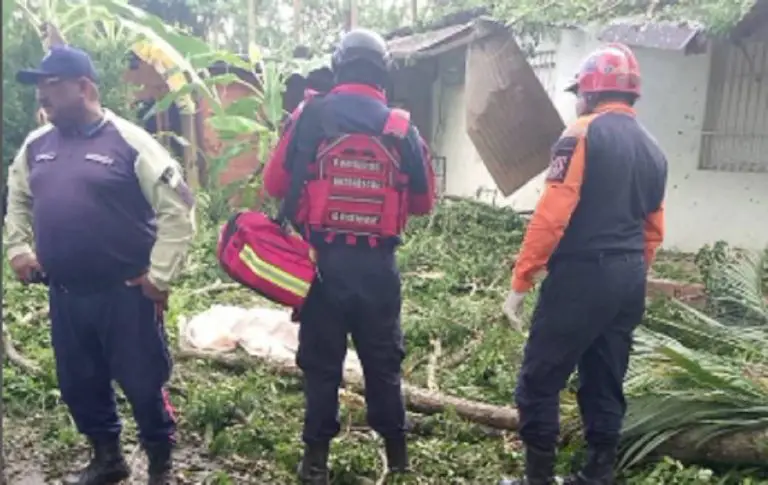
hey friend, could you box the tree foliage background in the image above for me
[3,0,768,483]
[2,5,135,167]
[1,0,421,173]
[128,0,417,55]
[2,0,754,167]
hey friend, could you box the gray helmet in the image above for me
[332,28,391,73]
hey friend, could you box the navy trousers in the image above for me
[49,281,176,445]
[296,243,406,445]
[515,253,646,451]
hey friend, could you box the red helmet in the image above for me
[565,43,641,96]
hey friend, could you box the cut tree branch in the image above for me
[2,328,41,374]
[176,348,520,431]
[186,281,240,296]
[374,433,388,485]
[441,331,485,369]
[427,338,442,391]
[176,347,768,466]
[3,308,48,374]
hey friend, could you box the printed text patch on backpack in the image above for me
[382,108,410,138]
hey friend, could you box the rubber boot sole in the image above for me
[62,464,130,485]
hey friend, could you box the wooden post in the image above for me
[40,21,67,50]
[36,22,68,124]
[293,0,302,41]
[156,111,167,149]
[247,0,256,47]
[181,112,200,189]
[348,0,357,30]
[0,317,4,485]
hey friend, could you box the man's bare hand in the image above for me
[10,253,44,284]
[126,273,169,308]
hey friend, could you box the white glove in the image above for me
[502,291,527,331]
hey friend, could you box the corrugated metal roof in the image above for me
[388,1,768,59]
[731,0,768,39]
[387,18,509,60]
[597,19,707,52]
[389,17,710,60]
[388,22,476,59]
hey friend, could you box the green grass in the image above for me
[4,199,767,484]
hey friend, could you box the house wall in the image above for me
[431,29,768,251]
[125,61,260,189]
[199,83,262,187]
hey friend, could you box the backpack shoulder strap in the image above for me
[278,94,325,226]
[320,97,341,140]
[382,108,411,139]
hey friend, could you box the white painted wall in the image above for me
[431,28,768,252]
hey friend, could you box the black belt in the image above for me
[49,269,146,295]
[550,250,643,265]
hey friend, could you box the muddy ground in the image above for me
[4,421,258,484]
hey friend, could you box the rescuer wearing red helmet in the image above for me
[263,28,436,484]
[500,43,668,484]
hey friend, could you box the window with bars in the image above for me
[700,41,768,173]
[529,49,558,98]
[432,155,447,196]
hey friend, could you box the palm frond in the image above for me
[703,247,767,325]
[620,249,768,468]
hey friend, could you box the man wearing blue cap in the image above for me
[5,45,196,485]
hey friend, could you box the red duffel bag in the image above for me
[217,211,317,309]
[218,96,323,309]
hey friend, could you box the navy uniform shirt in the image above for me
[512,102,667,292]
[5,109,196,288]
[262,83,436,248]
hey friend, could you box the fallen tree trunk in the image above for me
[656,428,768,466]
[176,348,519,431]
[400,383,518,430]
[177,347,768,466]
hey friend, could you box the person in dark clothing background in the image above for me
[6,45,196,485]
[263,28,436,485]
[280,67,335,135]
[305,67,334,96]
[500,43,667,485]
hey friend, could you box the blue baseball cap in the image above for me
[16,45,99,85]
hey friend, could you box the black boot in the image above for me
[297,442,330,485]
[384,437,410,474]
[63,437,130,485]
[563,447,616,485]
[498,445,557,485]
[144,441,173,485]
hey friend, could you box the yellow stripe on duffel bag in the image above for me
[239,245,312,298]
